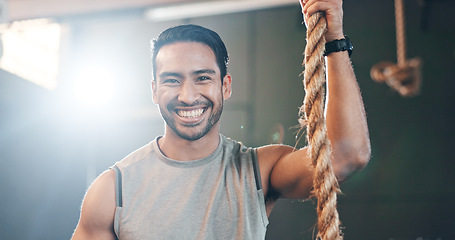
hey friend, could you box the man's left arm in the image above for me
[307,0,371,182]
[260,0,370,200]
[325,49,370,182]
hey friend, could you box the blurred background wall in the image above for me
[0,0,454,239]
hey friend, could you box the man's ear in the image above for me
[222,73,232,100]
[151,80,158,104]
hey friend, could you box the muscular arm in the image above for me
[325,49,371,182]
[72,170,117,240]
[304,0,371,182]
[259,0,370,201]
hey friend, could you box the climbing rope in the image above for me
[395,0,406,67]
[370,0,422,96]
[299,12,343,240]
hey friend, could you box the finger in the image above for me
[300,0,310,25]
[305,1,329,16]
[304,0,341,16]
[301,0,317,14]
[299,0,305,12]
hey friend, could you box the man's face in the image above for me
[152,42,232,141]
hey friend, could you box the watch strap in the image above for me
[324,36,353,56]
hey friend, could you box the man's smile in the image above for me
[176,108,206,119]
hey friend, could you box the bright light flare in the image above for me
[72,65,116,108]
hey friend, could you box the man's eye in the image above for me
[163,79,179,84]
[197,76,211,81]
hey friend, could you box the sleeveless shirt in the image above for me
[112,134,269,240]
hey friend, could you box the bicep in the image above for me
[271,147,315,199]
[72,170,117,240]
[258,145,315,200]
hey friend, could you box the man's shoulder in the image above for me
[72,169,117,239]
[220,134,254,152]
[115,138,157,169]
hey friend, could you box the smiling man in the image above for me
[72,0,370,239]
[153,41,229,144]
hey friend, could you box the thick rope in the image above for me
[370,0,422,97]
[299,12,343,240]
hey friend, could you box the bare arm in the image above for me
[259,0,370,201]
[72,170,117,240]
[325,47,371,182]
[304,0,371,181]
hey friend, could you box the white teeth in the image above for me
[178,109,204,118]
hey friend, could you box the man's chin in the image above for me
[172,124,207,141]
[176,131,205,142]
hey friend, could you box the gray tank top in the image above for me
[112,135,268,240]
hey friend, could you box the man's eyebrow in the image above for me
[159,72,184,79]
[193,69,216,75]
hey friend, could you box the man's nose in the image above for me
[178,81,199,104]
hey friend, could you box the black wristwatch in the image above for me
[324,36,353,57]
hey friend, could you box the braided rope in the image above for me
[370,0,422,96]
[299,12,343,240]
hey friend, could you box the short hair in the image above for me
[151,24,229,81]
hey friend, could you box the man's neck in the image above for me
[158,129,221,161]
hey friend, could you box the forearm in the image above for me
[325,51,371,181]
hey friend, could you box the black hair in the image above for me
[151,24,229,81]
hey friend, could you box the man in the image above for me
[72,0,370,239]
